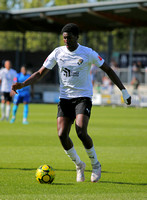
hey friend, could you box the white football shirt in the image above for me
[43,44,104,99]
[0,68,17,92]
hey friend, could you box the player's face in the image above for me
[63,32,78,51]
[21,67,26,75]
[4,61,11,70]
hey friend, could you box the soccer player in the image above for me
[10,66,32,124]
[0,60,17,121]
[12,23,131,182]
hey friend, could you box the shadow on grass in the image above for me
[52,183,74,186]
[0,167,146,186]
[0,167,36,171]
[100,181,147,186]
[55,169,122,174]
[0,167,121,174]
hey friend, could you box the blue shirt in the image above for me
[16,73,31,95]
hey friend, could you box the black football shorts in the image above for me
[1,92,12,102]
[57,97,92,122]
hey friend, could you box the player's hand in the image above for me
[10,90,16,97]
[122,89,131,105]
[11,82,24,94]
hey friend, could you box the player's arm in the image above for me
[12,66,49,94]
[100,62,131,105]
[0,72,2,84]
[31,84,34,99]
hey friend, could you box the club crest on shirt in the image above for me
[77,59,83,65]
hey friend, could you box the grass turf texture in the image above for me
[0,104,146,200]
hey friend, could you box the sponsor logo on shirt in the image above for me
[62,67,79,77]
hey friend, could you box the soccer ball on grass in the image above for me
[36,164,55,184]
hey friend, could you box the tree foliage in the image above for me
[0,0,88,9]
[0,0,147,53]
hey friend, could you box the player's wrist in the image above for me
[22,82,26,88]
[121,89,131,104]
[121,89,129,97]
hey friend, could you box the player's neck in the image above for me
[5,68,11,71]
[67,43,78,52]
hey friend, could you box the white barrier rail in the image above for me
[95,68,147,84]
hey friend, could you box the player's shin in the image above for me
[85,146,99,165]
[12,104,18,118]
[10,104,18,123]
[6,104,11,120]
[1,103,5,120]
[85,146,101,182]
[64,146,81,166]
[23,104,29,123]
[65,146,86,182]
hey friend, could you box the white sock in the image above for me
[85,146,99,165]
[1,103,5,118]
[6,104,11,119]
[64,146,81,166]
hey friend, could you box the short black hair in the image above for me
[61,23,79,36]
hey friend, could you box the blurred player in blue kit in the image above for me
[10,66,32,124]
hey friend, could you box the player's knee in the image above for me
[76,125,87,141]
[58,128,68,141]
[1,100,5,104]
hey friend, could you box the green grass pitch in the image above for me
[0,104,147,200]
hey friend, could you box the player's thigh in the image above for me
[75,97,92,117]
[57,99,75,121]
[23,94,30,104]
[57,117,73,137]
[13,94,22,104]
[5,93,12,104]
[1,92,11,103]
[75,98,92,134]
